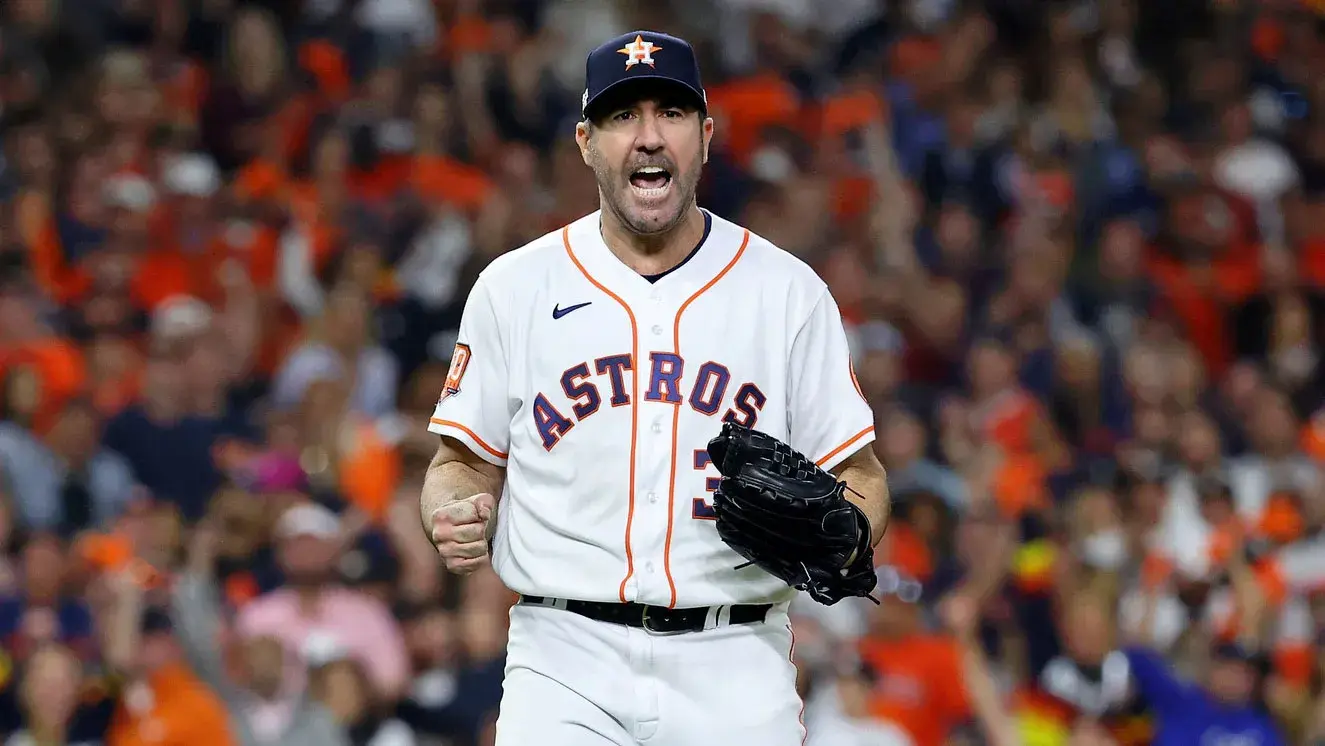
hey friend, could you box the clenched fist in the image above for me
[430,493,496,574]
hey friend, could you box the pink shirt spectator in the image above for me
[237,585,409,698]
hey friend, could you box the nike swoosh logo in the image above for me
[552,302,592,319]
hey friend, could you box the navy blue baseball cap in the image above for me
[581,31,707,121]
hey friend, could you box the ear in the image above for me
[575,122,593,167]
[702,117,715,164]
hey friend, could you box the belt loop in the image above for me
[703,606,719,631]
[552,598,568,611]
[717,605,732,628]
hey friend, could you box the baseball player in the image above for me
[421,30,891,745]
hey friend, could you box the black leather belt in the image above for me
[519,595,773,633]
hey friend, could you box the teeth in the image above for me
[637,166,666,175]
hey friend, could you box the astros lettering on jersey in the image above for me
[429,210,875,609]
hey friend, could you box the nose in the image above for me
[634,114,665,153]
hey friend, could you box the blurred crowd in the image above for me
[2,0,1325,744]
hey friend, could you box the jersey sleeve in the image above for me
[786,287,876,471]
[428,275,512,467]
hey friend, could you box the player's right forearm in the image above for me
[418,450,502,530]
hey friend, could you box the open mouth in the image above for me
[629,166,672,198]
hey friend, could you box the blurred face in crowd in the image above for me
[1176,411,1221,470]
[1,365,42,426]
[577,88,714,238]
[323,286,370,352]
[1220,363,1262,421]
[45,401,100,468]
[210,489,267,561]
[10,0,51,27]
[313,131,350,181]
[1061,595,1113,666]
[879,410,925,468]
[1167,346,1205,407]
[405,608,459,668]
[19,643,82,728]
[366,66,403,115]
[987,61,1023,106]
[1098,220,1143,282]
[1197,482,1235,527]
[11,125,56,186]
[241,636,286,699]
[138,626,180,673]
[936,202,979,272]
[141,503,184,568]
[277,532,339,585]
[230,8,284,98]
[1128,405,1171,453]
[0,288,43,344]
[97,52,158,130]
[857,348,899,401]
[1247,388,1297,458]
[22,533,65,604]
[142,354,188,412]
[181,331,229,402]
[66,154,109,227]
[1056,340,1100,395]
[968,340,1014,399]
[1206,656,1256,706]
[414,83,451,137]
[1123,345,1168,406]
[1219,103,1253,147]
[867,592,920,640]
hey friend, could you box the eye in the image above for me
[661,109,684,119]
[612,111,635,122]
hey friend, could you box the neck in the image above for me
[193,386,226,417]
[29,716,68,745]
[295,584,324,613]
[600,204,704,276]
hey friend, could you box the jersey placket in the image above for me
[622,285,682,606]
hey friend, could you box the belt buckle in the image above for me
[640,605,665,634]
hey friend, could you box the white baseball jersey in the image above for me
[429,209,876,608]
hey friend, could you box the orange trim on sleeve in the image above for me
[663,229,750,608]
[563,226,643,604]
[815,426,876,467]
[430,418,509,460]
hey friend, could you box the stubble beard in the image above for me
[590,142,703,239]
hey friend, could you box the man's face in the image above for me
[1207,657,1255,705]
[277,534,337,584]
[577,92,713,237]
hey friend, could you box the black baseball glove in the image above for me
[706,422,879,606]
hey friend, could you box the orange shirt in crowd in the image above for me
[337,417,403,523]
[410,154,496,213]
[858,634,971,746]
[1145,217,1261,379]
[107,662,235,746]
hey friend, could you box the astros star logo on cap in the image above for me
[618,34,662,69]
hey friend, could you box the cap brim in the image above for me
[584,76,707,120]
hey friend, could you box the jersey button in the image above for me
[651,420,663,434]
[645,561,655,574]
[647,492,658,503]
[651,324,663,335]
